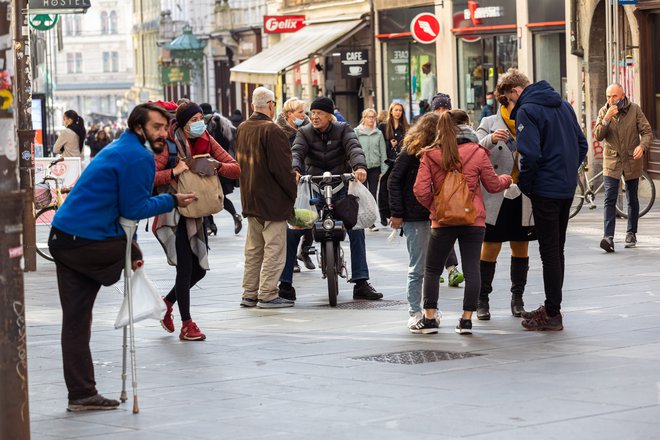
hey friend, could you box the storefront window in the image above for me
[383,40,409,112]
[534,32,566,97]
[458,35,517,125]
[653,13,660,136]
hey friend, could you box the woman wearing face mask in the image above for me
[354,108,387,231]
[153,102,241,341]
[54,109,86,159]
[274,97,316,277]
[475,91,536,321]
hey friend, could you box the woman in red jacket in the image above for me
[153,102,240,341]
[413,110,511,335]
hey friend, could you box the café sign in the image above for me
[340,50,369,79]
[29,0,91,14]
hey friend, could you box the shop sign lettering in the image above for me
[264,16,306,33]
[464,6,504,20]
[340,50,369,79]
[28,0,91,11]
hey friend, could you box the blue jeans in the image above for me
[280,227,369,284]
[604,175,639,237]
[403,221,430,315]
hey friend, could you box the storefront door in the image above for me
[457,34,517,125]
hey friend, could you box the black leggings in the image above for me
[224,197,237,217]
[423,226,485,311]
[165,218,206,321]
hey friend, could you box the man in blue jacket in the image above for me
[497,69,587,331]
[49,103,195,411]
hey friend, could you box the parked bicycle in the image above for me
[301,172,354,307]
[570,161,656,219]
[34,156,71,261]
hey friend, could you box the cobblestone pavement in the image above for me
[24,197,660,439]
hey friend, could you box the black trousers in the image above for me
[378,167,392,221]
[50,234,136,400]
[165,218,206,321]
[423,226,484,311]
[530,195,571,316]
[366,167,380,202]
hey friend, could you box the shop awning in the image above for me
[230,19,366,85]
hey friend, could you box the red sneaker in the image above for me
[180,320,206,341]
[161,298,175,333]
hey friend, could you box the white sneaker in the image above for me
[407,312,423,331]
[368,225,379,232]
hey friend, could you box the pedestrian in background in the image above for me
[89,128,111,158]
[230,109,245,128]
[378,102,409,225]
[388,112,440,331]
[481,91,495,119]
[594,83,653,252]
[275,97,315,279]
[54,109,86,159]
[413,110,511,335]
[154,101,241,340]
[48,103,196,411]
[354,108,387,231]
[200,102,243,236]
[475,91,536,320]
[498,68,587,331]
[235,87,298,308]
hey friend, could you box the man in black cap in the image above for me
[279,96,383,301]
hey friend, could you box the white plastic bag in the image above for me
[387,228,403,246]
[348,180,379,230]
[288,180,319,229]
[114,267,166,329]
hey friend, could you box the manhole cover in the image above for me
[319,300,408,310]
[352,350,483,365]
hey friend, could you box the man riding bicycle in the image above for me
[278,96,383,301]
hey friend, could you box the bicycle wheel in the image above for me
[615,172,656,218]
[35,206,57,261]
[324,240,338,307]
[569,178,585,219]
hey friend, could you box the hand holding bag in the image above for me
[172,130,224,218]
[114,267,167,329]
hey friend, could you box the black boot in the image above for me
[510,256,529,317]
[233,214,243,234]
[477,260,496,320]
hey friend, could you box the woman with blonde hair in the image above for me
[354,108,387,230]
[378,102,410,224]
[413,110,511,335]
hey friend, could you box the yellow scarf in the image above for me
[500,105,520,183]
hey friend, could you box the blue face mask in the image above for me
[486,99,494,106]
[293,117,304,127]
[188,120,206,137]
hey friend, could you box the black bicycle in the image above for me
[302,172,354,307]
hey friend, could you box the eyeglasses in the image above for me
[266,100,274,105]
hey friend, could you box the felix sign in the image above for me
[29,0,91,14]
[264,16,305,34]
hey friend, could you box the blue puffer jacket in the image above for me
[511,80,588,199]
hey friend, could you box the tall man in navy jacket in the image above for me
[497,69,587,331]
[49,103,195,411]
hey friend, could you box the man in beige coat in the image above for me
[594,83,653,252]
[235,87,298,308]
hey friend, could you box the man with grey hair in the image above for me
[235,87,298,308]
[594,83,652,252]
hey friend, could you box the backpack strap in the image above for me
[165,139,178,169]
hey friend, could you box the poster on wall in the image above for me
[340,50,369,79]
[32,94,47,157]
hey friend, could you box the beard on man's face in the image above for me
[149,135,167,154]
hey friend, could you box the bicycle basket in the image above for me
[34,182,53,209]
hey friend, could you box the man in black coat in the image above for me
[279,97,383,301]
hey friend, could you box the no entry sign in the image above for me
[410,13,440,44]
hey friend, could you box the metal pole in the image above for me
[613,0,619,85]
[119,217,139,414]
[605,0,612,85]
[0,0,32,437]
[14,0,37,272]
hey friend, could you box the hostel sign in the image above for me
[29,0,91,14]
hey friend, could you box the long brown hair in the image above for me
[406,112,439,157]
[427,110,470,171]
[385,102,409,140]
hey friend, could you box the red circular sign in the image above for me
[410,13,441,44]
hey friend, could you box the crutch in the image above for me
[119,217,140,414]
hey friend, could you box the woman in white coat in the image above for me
[475,92,536,320]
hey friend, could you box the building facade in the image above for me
[54,0,135,123]
[132,0,163,103]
